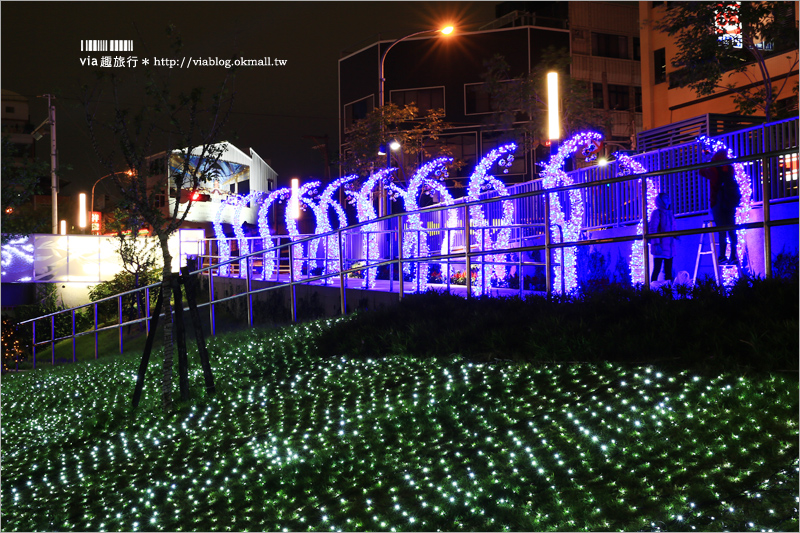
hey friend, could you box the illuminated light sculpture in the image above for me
[233,192,264,279]
[615,153,659,286]
[388,157,456,292]
[541,131,603,293]
[212,194,241,277]
[285,181,320,280]
[1,236,34,281]
[306,175,358,281]
[256,189,293,280]
[466,143,517,296]
[697,135,751,286]
[354,168,395,289]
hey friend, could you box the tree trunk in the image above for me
[159,239,175,411]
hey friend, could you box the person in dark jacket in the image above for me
[699,149,741,264]
[648,192,676,283]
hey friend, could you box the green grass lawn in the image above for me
[2,300,798,532]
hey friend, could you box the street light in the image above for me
[91,170,132,217]
[377,24,455,216]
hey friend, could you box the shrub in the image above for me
[88,270,160,325]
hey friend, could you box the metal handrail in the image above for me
[10,147,798,370]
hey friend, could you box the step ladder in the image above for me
[693,220,720,285]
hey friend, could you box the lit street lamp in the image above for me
[377,24,455,216]
[91,170,132,216]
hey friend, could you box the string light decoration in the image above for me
[284,182,320,280]
[696,136,752,286]
[466,143,517,296]
[541,132,603,293]
[615,154,659,286]
[1,317,25,372]
[354,168,395,289]
[387,157,454,292]
[1,236,34,282]
[306,175,358,280]
[256,189,293,280]
[233,192,264,279]
[212,194,240,277]
[2,320,796,532]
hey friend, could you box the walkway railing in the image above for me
[9,145,799,371]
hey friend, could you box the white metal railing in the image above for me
[7,122,799,370]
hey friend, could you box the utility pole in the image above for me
[32,95,58,234]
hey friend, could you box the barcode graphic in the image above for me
[81,40,133,52]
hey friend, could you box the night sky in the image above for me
[2,1,498,201]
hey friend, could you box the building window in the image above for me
[591,32,629,59]
[344,95,374,132]
[593,83,633,110]
[592,83,604,109]
[654,48,667,84]
[390,87,444,113]
[149,157,166,175]
[464,81,516,115]
[634,87,642,112]
[439,133,478,174]
[607,85,631,110]
[5,106,14,114]
[633,37,641,61]
[465,83,492,115]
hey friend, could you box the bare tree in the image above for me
[82,25,235,410]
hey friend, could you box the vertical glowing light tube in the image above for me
[60,220,67,235]
[547,72,560,144]
[289,178,300,219]
[78,193,87,229]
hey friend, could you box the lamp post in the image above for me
[91,170,131,215]
[90,170,132,235]
[377,24,454,216]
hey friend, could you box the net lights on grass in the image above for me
[697,135,752,286]
[1,324,797,532]
[541,131,603,293]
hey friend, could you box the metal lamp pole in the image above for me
[377,25,454,216]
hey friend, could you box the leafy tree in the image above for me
[341,103,452,178]
[480,47,611,153]
[1,136,49,243]
[106,208,160,322]
[656,1,799,121]
[89,208,160,326]
[82,25,235,409]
